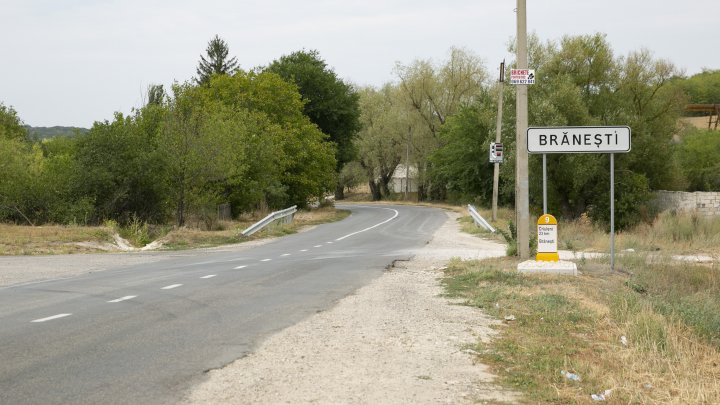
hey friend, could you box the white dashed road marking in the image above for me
[314,245,323,248]
[161,284,182,290]
[300,249,308,252]
[260,259,272,262]
[234,265,247,269]
[200,275,216,279]
[107,295,137,303]
[32,313,72,323]
[281,253,291,257]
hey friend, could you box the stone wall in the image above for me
[653,191,720,216]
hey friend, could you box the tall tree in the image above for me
[394,47,488,199]
[0,102,28,141]
[265,50,361,200]
[146,84,165,106]
[196,35,239,85]
[355,85,410,200]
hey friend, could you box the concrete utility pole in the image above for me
[492,61,505,222]
[405,126,411,200]
[515,0,530,258]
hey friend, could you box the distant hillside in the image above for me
[25,126,89,139]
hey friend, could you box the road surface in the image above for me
[0,204,447,404]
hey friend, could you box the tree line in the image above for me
[349,33,720,230]
[0,36,358,227]
[2,33,719,230]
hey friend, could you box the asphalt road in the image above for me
[0,204,448,405]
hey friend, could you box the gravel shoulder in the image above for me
[184,212,519,404]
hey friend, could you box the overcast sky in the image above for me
[2,0,717,128]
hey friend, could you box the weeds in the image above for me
[443,258,720,404]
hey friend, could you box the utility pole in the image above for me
[492,61,505,222]
[405,126,411,200]
[515,0,530,259]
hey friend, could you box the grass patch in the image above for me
[463,208,720,256]
[0,207,351,254]
[0,223,114,255]
[443,258,720,404]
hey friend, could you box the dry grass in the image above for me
[0,207,350,254]
[443,257,720,404]
[0,224,114,255]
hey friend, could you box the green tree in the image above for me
[75,107,168,224]
[430,94,506,204]
[0,138,35,224]
[0,102,28,141]
[204,71,336,210]
[676,129,720,191]
[37,136,94,224]
[265,50,360,199]
[522,35,684,228]
[394,47,488,200]
[160,83,245,226]
[196,35,239,85]
[675,69,720,104]
[354,85,408,200]
[147,84,165,106]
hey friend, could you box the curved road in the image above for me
[0,204,448,404]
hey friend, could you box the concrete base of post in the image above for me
[517,260,578,276]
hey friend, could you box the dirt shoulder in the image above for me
[184,212,518,404]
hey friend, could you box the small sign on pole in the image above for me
[489,142,504,163]
[510,69,535,85]
[536,214,559,262]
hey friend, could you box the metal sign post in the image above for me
[543,153,547,214]
[527,126,631,271]
[610,153,615,270]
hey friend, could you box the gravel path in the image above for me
[184,212,518,404]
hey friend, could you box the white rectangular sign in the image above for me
[510,69,535,85]
[527,126,631,154]
[537,224,557,253]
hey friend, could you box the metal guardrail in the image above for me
[241,205,298,236]
[467,204,496,233]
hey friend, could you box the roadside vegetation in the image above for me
[448,210,720,403]
[467,206,720,256]
[3,32,719,250]
[0,207,349,255]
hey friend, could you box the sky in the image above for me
[2,0,717,128]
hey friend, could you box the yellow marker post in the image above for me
[536,214,560,262]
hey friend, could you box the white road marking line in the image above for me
[260,259,272,262]
[281,253,291,257]
[31,313,72,323]
[161,284,182,290]
[336,208,399,241]
[300,249,308,252]
[314,245,323,248]
[234,265,247,269]
[107,295,137,303]
[326,241,334,244]
[200,275,216,279]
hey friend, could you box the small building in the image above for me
[391,164,418,193]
